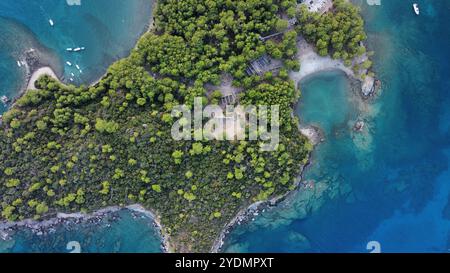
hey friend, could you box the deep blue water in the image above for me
[223,0,450,253]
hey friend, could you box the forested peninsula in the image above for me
[0,0,371,252]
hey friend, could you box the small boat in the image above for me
[70,72,75,77]
[1,95,9,105]
[66,48,73,52]
[49,19,54,26]
[413,3,420,15]
[17,61,22,67]
[73,47,85,52]
[69,78,74,82]
[75,64,80,70]
[79,69,83,74]
[66,61,72,66]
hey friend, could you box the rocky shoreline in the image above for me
[210,25,382,253]
[211,156,313,253]
[2,0,157,114]
[290,35,380,99]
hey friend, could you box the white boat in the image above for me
[66,48,73,52]
[1,96,9,105]
[413,3,420,15]
[66,61,72,66]
[69,78,74,82]
[71,72,75,77]
[17,61,22,67]
[73,47,85,52]
[49,19,54,26]
[79,69,83,74]
[75,64,80,70]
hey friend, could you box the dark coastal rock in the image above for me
[24,49,41,72]
[361,76,382,98]
[353,120,365,132]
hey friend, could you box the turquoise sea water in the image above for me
[0,0,153,112]
[2,0,450,253]
[0,210,162,253]
[223,0,450,252]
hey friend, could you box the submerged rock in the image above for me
[287,231,311,250]
[353,120,365,132]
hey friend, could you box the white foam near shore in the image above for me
[290,37,355,85]
[26,67,58,90]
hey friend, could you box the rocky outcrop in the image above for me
[300,125,324,145]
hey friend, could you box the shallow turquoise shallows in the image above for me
[0,0,153,113]
[0,0,163,253]
[0,210,162,253]
[2,0,450,253]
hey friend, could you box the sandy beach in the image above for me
[1,0,378,253]
[26,66,58,90]
[0,1,165,250]
[290,36,376,97]
[0,204,172,252]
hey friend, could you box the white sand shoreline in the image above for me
[2,0,377,253]
[0,2,167,250]
[26,67,59,90]
[19,0,157,95]
[290,36,377,97]
[210,164,310,253]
